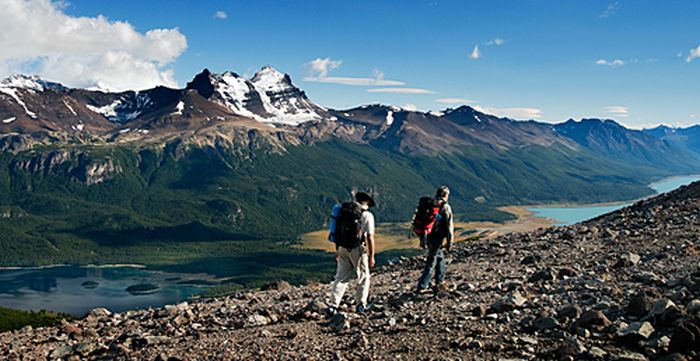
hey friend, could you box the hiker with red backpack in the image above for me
[327,192,376,314]
[414,186,454,294]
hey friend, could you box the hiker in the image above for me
[327,192,376,314]
[415,186,454,294]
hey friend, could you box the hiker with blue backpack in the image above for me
[327,192,376,314]
[413,186,454,294]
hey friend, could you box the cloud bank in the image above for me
[605,105,629,117]
[473,105,543,119]
[0,0,188,91]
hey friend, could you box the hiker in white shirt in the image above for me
[327,192,376,314]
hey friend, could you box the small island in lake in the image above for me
[80,281,99,289]
[125,283,159,295]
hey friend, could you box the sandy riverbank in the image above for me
[299,206,556,253]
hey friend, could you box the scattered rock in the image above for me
[669,320,700,353]
[489,291,527,313]
[533,316,560,331]
[577,310,612,331]
[614,252,641,268]
[618,321,655,346]
[626,291,655,317]
[329,313,349,333]
[528,268,556,283]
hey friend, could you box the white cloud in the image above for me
[304,58,404,86]
[214,11,227,19]
[604,105,629,117]
[468,45,481,60]
[595,59,626,67]
[0,0,187,91]
[436,98,476,104]
[473,105,543,119]
[600,2,619,18]
[685,45,700,62]
[367,88,435,94]
[486,38,505,46]
[306,57,342,78]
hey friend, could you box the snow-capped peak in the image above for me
[0,74,66,92]
[251,66,292,93]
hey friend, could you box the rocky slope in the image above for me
[3,182,699,360]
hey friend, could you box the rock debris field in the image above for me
[3,182,700,360]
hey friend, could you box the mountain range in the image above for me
[0,66,699,267]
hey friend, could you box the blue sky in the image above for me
[3,0,700,128]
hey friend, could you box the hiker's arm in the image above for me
[367,233,376,268]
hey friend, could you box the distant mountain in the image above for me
[186,67,327,126]
[1,67,699,267]
[643,124,700,156]
[553,118,700,174]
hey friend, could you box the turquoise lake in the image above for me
[528,176,700,226]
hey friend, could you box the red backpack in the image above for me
[411,197,444,236]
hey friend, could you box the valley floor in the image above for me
[300,205,555,253]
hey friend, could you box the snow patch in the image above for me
[0,88,37,118]
[86,100,121,118]
[63,100,77,116]
[386,110,394,125]
[118,128,131,134]
[76,124,84,131]
[429,110,444,117]
[172,101,185,115]
[2,117,16,124]
[214,72,259,119]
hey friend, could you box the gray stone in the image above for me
[88,307,112,318]
[329,312,349,333]
[618,321,655,345]
[612,351,648,361]
[48,345,73,359]
[577,310,612,330]
[686,299,700,314]
[614,252,641,268]
[626,291,655,317]
[490,291,527,313]
[557,304,582,320]
[246,314,271,327]
[588,346,607,359]
[646,299,683,327]
[533,316,560,331]
[528,268,556,283]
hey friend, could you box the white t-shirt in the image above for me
[360,208,375,238]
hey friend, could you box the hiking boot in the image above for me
[355,303,372,314]
[415,287,431,295]
[325,306,338,318]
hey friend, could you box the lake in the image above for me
[528,175,700,226]
[0,266,210,316]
